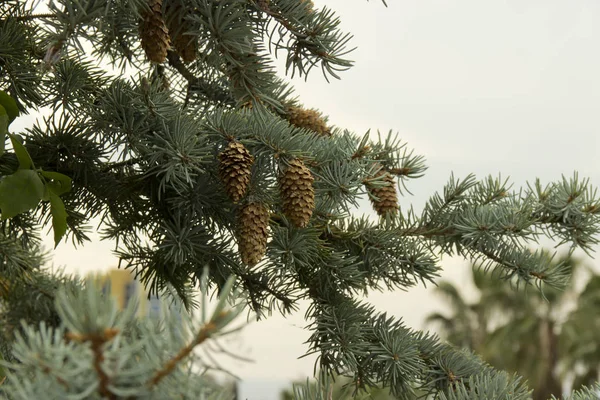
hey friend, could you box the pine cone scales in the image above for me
[238,203,269,266]
[286,106,330,136]
[366,168,398,216]
[140,0,170,63]
[165,3,197,63]
[219,141,253,203]
[280,159,315,227]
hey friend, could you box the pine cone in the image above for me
[219,141,254,203]
[280,158,315,228]
[286,105,331,136]
[165,2,197,63]
[237,202,269,266]
[366,167,398,216]
[139,0,170,63]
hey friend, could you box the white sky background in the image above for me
[10,0,600,398]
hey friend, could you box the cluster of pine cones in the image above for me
[139,0,197,63]
[218,139,316,266]
[138,0,400,266]
[218,141,400,267]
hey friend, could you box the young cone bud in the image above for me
[165,3,197,63]
[219,141,254,203]
[237,202,269,266]
[286,105,331,136]
[139,0,170,63]
[280,158,315,228]
[366,167,398,216]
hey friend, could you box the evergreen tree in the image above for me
[1,0,600,398]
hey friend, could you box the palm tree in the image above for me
[426,253,597,399]
[559,274,600,390]
[424,280,483,352]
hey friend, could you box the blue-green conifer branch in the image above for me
[1,0,600,398]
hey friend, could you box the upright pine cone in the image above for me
[219,141,254,203]
[139,0,170,63]
[165,2,197,63]
[237,202,269,266]
[366,167,398,216]
[286,105,331,136]
[279,158,315,228]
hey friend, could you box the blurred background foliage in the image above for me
[426,252,600,400]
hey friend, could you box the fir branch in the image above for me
[1,3,599,397]
[65,328,120,399]
[255,0,354,79]
[99,158,142,173]
[148,311,228,387]
[240,271,296,312]
[14,13,57,21]
[166,50,235,106]
[38,356,70,389]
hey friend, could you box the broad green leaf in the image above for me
[8,133,34,170]
[0,105,7,156]
[49,191,68,247]
[41,170,72,196]
[42,185,50,201]
[0,91,19,123]
[0,169,44,219]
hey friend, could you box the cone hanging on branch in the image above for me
[237,202,270,266]
[286,105,331,137]
[139,0,170,63]
[366,167,398,216]
[219,141,254,203]
[165,2,197,63]
[280,158,315,228]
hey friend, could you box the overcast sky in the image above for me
[12,1,600,398]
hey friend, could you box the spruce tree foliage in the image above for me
[1,273,245,399]
[0,0,600,399]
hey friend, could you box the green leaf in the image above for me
[0,169,44,219]
[8,133,34,169]
[0,91,19,123]
[0,105,7,157]
[49,191,68,247]
[41,170,72,196]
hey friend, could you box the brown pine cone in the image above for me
[165,1,197,63]
[366,167,398,216]
[237,202,270,266]
[286,105,331,136]
[139,0,170,63]
[280,158,315,228]
[219,141,254,203]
